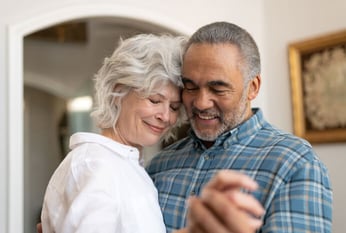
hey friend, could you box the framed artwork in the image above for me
[288,29,346,143]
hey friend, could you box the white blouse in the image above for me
[41,132,166,233]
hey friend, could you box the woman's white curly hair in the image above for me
[91,33,188,142]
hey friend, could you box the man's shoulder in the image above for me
[243,109,313,153]
[258,122,312,149]
[250,121,321,164]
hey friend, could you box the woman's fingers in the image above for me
[187,170,264,233]
[187,196,229,233]
[224,190,265,218]
[204,170,258,192]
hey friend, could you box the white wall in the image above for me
[263,1,346,232]
[0,0,345,232]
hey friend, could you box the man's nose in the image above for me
[193,90,213,110]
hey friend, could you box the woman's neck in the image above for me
[101,128,143,152]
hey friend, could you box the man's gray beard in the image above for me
[190,92,248,142]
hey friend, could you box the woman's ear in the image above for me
[113,83,123,92]
[247,75,261,100]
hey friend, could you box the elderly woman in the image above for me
[40,33,187,233]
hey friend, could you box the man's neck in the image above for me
[202,140,215,149]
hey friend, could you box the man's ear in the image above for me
[247,75,261,100]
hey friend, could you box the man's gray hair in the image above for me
[185,21,261,83]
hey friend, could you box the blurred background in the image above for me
[1,1,345,232]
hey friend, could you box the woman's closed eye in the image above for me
[170,103,181,112]
[149,98,161,104]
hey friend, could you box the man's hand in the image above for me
[186,170,264,233]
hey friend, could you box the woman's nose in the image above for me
[155,105,170,123]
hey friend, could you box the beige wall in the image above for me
[262,1,346,232]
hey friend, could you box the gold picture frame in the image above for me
[288,29,346,143]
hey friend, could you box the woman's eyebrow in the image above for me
[154,93,181,102]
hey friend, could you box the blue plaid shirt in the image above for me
[147,108,332,233]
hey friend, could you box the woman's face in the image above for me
[114,82,181,148]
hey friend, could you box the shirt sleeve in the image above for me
[60,158,121,233]
[261,157,333,233]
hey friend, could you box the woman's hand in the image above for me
[186,170,264,233]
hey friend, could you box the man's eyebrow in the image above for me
[181,76,232,89]
[181,76,194,84]
[208,80,231,87]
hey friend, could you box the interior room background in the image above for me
[0,0,345,232]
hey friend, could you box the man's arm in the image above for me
[186,170,264,233]
[261,159,332,232]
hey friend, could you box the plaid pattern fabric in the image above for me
[147,108,332,233]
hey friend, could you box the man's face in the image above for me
[182,43,252,142]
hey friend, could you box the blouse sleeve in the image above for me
[60,157,121,233]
